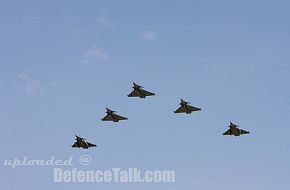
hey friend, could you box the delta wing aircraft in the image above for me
[127,82,155,98]
[101,108,128,122]
[223,122,250,136]
[174,99,201,114]
[72,135,97,149]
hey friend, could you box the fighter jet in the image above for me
[174,99,201,114]
[223,122,250,136]
[72,135,97,149]
[127,82,155,98]
[101,108,128,122]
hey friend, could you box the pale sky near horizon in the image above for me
[1,0,290,189]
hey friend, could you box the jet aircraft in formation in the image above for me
[174,99,201,114]
[72,135,97,149]
[73,83,250,149]
[101,108,128,122]
[127,82,155,98]
[223,122,250,136]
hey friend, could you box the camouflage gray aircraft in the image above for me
[72,135,97,149]
[223,122,250,136]
[127,82,155,98]
[174,99,201,114]
[101,108,128,122]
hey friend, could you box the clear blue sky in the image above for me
[1,0,290,189]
